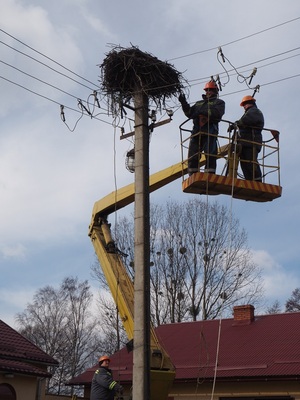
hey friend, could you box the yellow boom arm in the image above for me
[88,148,227,399]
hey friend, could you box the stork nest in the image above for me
[99,45,185,108]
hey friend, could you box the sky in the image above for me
[0,0,300,328]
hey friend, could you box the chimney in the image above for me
[233,304,255,324]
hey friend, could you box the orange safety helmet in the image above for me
[98,355,110,364]
[240,95,256,106]
[204,81,219,91]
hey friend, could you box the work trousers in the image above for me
[240,145,262,181]
[188,130,218,173]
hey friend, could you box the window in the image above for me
[0,383,16,400]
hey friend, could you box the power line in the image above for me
[0,39,98,92]
[2,56,300,119]
[0,30,112,119]
[0,28,98,88]
[185,46,300,89]
[1,18,298,112]
[2,40,298,105]
[1,18,299,130]
[1,14,299,104]
[218,73,300,98]
[235,46,300,71]
[261,73,300,87]
[0,57,112,117]
[0,74,111,125]
[0,59,81,101]
[168,16,300,61]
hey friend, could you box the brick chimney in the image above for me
[233,304,255,324]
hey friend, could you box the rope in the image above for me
[210,308,223,400]
[111,121,124,384]
[209,118,236,399]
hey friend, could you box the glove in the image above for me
[178,93,189,113]
[227,124,235,133]
[118,386,124,394]
[178,93,186,104]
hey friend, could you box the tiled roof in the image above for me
[69,309,300,385]
[0,320,58,377]
[0,358,52,378]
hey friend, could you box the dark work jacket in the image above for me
[182,94,225,135]
[90,366,122,400]
[236,104,264,149]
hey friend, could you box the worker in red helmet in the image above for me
[90,355,123,400]
[235,95,264,181]
[178,81,225,175]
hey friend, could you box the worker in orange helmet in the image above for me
[235,95,264,181]
[90,355,123,400]
[179,81,225,175]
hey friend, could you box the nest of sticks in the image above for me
[99,45,185,109]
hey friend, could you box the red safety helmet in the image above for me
[240,95,256,106]
[204,81,219,91]
[98,355,110,364]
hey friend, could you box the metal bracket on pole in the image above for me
[120,118,172,140]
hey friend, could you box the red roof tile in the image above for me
[0,320,58,377]
[0,358,52,378]
[69,309,300,385]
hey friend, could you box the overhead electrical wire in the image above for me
[0,39,97,92]
[0,74,111,126]
[0,28,98,88]
[0,32,114,129]
[0,74,71,108]
[216,74,300,99]
[1,17,299,101]
[1,16,298,90]
[0,20,288,400]
[0,58,82,101]
[168,16,300,61]
[1,45,299,126]
[169,19,300,398]
[0,18,291,397]
[187,45,300,88]
[0,57,111,118]
[0,15,299,131]
[1,45,299,133]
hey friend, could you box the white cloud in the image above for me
[0,243,27,260]
[81,10,113,37]
[252,250,300,305]
[1,1,82,64]
[0,0,84,117]
[0,0,300,324]
[0,286,36,328]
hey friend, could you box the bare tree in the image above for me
[91,198,264,333]
[148,199,263,321]
[285,288,300,312]
[266,300,282,314]
[15,276,101,395]
[96,294,128,353]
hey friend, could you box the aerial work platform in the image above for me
[180,119,282,203]
[182,171,282,202]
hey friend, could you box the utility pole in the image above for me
[132,90,151,400]
[99,45,184,400]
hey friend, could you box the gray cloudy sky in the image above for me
[1,0,300,327]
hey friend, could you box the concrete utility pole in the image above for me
[132,90,151,400]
